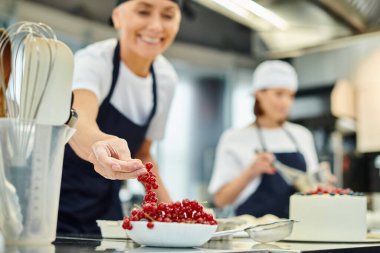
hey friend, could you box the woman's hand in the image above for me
[318,161,337,187]
[88,138,147,180]
[247,152,276,177]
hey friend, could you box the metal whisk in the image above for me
[1,22,57,163]
[0,22,58,238]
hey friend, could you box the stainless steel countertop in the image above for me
[4,237,380,253]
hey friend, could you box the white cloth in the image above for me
[208,122,319,207]
[72,38,178,140]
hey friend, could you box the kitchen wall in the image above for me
[293,32,380,89]
[292,33,380,191]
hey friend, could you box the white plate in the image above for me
[126,221,218,248]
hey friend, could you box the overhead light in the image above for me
[195,0,288,31]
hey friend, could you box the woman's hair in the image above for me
[253,100,264,116]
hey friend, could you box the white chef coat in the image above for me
[72,38,178,141]
[208,122,319,207]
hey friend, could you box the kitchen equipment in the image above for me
[0,30,22,240]
[0,132,23,239]
[126,221,218,248]
[272,159,317,192]
[0,29,11,117]
[214,214,279,240]
[2,22,73,125]
[0,118,74,245]
[0,24,59,240]
[0,22,75,245]
[5,22,56,119]
[0,232,3,253]
[212,219,296,243]
[34,39,73,125]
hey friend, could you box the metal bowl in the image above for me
[244,219,296,243]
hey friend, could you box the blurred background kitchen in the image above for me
[2,0,380,210]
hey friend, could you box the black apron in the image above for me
[236,123,307,218]
[57,42,158,235]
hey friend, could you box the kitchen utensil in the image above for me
[35,39,73,125]
[0,128,23,239]
[5,22,57,119]
[0,22,76,245]
[272,159,317,192]
[0,231,4,253]
[4,21,73,125]
[2,22,58,166]
[2,31,54,235]
[212,219,296,243]
[0,119,75,244]
[126,221,218,248]
[0,30,23,234]
[0,29,11,117]
[18,36,54,122]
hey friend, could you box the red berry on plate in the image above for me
[147,221,154,229]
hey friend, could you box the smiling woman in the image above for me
[57,0,182,236]
[112,0,181,75]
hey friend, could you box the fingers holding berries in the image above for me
[89,138,146,180]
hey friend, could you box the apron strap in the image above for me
[104,41,158,126]
[256,122,300,153]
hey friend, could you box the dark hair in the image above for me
[253,100,264,116]
[109,0,194,26]
[115,0,181,7]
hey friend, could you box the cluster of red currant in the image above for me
[137,162,158,204]
[303,186,354,195]
[122,162,217,230]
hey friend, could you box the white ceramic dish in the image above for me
[97,220,128,239]
[126,221,217,248]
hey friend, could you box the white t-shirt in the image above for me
[72,38,178,140]
[208,122,319,207]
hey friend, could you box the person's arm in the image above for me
[213,152,275,208]
[134,139,171,203]
[69,89,146,180]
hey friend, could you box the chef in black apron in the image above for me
[209,60,319,218]
[57,0,182,235]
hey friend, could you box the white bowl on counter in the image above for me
[126,221,218,247]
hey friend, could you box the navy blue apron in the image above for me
[57,42,158,235]
[236,123,307,218]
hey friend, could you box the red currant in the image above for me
[145,162,153,170]
[122,162,218,231]
[147,221,154,229]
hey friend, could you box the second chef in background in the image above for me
[208,60,319,218]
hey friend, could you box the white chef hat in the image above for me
[251,60,298,94]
